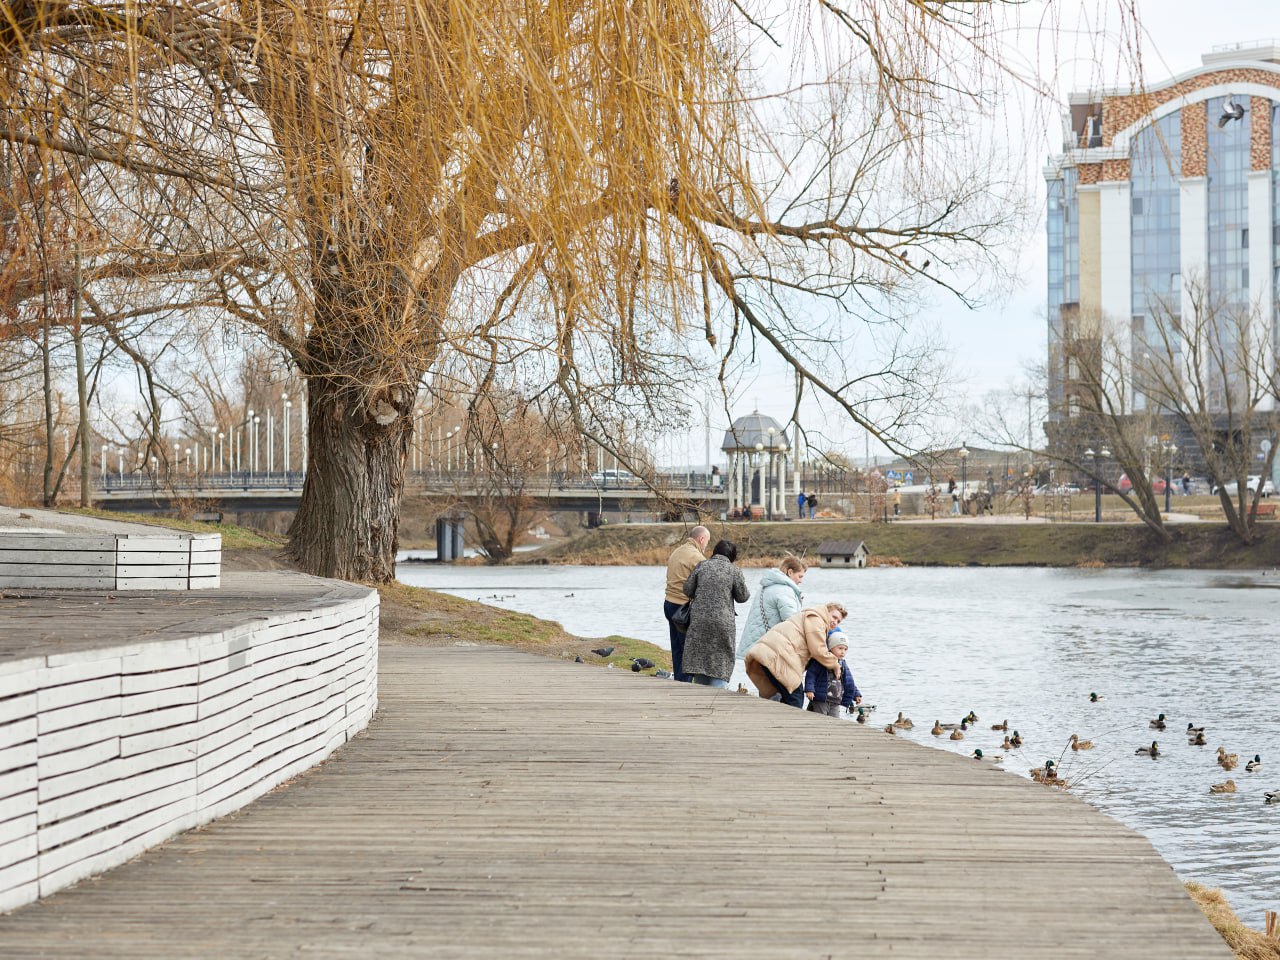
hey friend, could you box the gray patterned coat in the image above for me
[682,556,750,682]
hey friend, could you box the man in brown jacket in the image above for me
[664,525,709,682]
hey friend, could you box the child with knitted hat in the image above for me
[803,627,860,718]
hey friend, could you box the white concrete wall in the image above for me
[0,533,221,591]
[0,587,378,913]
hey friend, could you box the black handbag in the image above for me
[670,602,692,630]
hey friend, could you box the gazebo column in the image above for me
[776,455,786,517]
[729,453,739,510]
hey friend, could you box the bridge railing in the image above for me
[93,470,727,495]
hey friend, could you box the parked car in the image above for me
[590,468,638,487]
[1211,476,1276,498]
[1118,474,1168,495]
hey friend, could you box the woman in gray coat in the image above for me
[682,540,750,687]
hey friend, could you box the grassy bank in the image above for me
[60,507,284,549]
[1186,883,1280,960]
[528,519,1280,568]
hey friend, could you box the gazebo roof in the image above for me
[721,411,790,452]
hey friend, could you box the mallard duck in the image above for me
[990,719,1009,732]
[1001,735,1013,751]
[949,728,965,741]
[1136,741,1159,757]
[1149,713,1166,731]
[1188,730,1207,746]
[1009,730,1024,748]
[1217,747,1239,771]
[959,718,970,731]
[964,711,979,724]
[1186,722,1205,736]
[1265,789,1279,805]
[1209,779,1237,794]
[1070,734,1094,751]
[891,712,914,730]
[931,720,944,736]
[1246,754,1262,772]
[883,723,897,735]
[1030,760,1058,782]
[1089,692,1104,702]
[972,749,1004,762]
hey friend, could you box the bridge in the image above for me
[89,471,731,515]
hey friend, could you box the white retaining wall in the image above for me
[0,586,378,913]
[0,532,222,590]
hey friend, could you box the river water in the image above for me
[396,560,1280,924]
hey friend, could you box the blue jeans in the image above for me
[663,601,692,682]
[690,675,729,688]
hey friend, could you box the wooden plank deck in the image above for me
[0,644,1228,959]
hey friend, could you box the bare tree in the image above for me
[0,1,1085,581]
[1139,279,1280,544]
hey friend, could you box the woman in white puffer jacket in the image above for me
[736,555,806,658]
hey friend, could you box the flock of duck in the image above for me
[879,696,1278,805]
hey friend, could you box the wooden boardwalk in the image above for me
[0,644,1229,959]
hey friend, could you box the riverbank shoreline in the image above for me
[522,519,1280,568]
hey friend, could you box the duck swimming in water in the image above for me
[1149,713,1166,731]
[1209,779,1236,794]
[1070,734,1094,751]
[991,719,1009,732]
[1089,692,1104,702]
[931,720,945,736]
[1217,747,1239,771]
[1136,741,1159,757]
[1246,755,1262,773]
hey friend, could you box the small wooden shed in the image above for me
[816,540,869,568]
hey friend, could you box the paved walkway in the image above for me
[0,643,1229,959]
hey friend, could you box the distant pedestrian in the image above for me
[745,602,847,708]
[737,555,806,658]
[797,491,806,518]
[663,525,709,682]
[807,493,819,519]
[950,489,960,516]
[804,628,861,718]
[682,540,750,688]
[892,487,901,517]
[1182,472,1191,495]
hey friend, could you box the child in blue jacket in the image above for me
[804,628,860,718]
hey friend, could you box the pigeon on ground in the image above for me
[632,658,655,670]
[590,647,615,658]
[654,669,673,679]
[574,655,583,663]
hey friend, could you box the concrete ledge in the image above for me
[0,577,378,913]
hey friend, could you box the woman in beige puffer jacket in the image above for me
[743,602,847,708]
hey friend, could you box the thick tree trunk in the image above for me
[286,371,412,582]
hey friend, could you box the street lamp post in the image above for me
[959,445,969,517]
[283,394,291,475]
[754,441,765,518]
[1084,447,1111,522]
[1164,442,1177,514]
[766,426,776,519]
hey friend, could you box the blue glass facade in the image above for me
[1205,96,1251,306]
[1047,176,1065,408]
[1129,113,1182,368]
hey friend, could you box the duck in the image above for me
[1030,760,1058,782]
[1265,789,1279,805]
[959,718,970,731]
[1246,755,1262,773]
[855,707,869,724]
[1188,729,1208,746]
[1069,734,1094,751]
[964,711,979,724]
[972,749,1003,762]
[1089,692,1104,702]
[1186,722,1205,737]
[949,728,965,741]
[1001,735,1014,751]
[1217,747,1239,771]
[1009,731,1024,748]
[1149,713,1167,731]
[891,712,914,730]
[931,720,945,736]
[1136,741,1160,757]
[937,720,960,730]
[990,719,1009,732]
[1209,779,1237,794]
[883,723,897,735]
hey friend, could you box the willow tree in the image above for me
[0,1,1064,580]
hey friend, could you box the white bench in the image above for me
[0,532,221,591]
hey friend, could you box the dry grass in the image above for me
[59,507,283,550]
[1185,883,1280,960]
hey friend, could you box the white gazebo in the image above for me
[721,411,791,517]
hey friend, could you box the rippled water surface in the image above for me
[396,561,1280,924]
